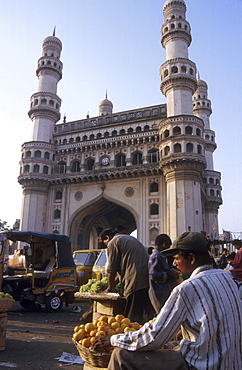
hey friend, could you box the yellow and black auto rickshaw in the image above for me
[0,231,78,312]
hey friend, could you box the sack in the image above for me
[7,251,25,270]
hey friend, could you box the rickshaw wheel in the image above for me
[45,293,63,312]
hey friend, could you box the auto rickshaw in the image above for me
[0,231,78,312]
[92,249,107,280]
[73,249,99,286]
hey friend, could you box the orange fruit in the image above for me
[99,315,109,322]
[85,322,96,333]
[108,316,116,325]
[97,325,108,333]
[96,330,106,336]
[111,321,121,330]
[130,322,140,330]
[82,337,91,348]
[74,328,87,341]
[115,327,124,334]
[97,320,108,327]
[90,329,98,337]
[115,314,124,321]
[106,329,116,336]
[73,326,80,333]
[90,336,96,344]
[121,318,131,326]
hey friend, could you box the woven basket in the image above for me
[0,298,14,313]
[73,339,111,368]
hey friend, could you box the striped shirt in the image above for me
[110,266,242,370]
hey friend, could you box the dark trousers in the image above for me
[124,287,155,324]
[108,348,189,370]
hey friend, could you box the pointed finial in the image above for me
[198,71,200,80]
[63,113,66,123]
[86,111,90,119]
[105,90,108,99]
[53,26,56,36]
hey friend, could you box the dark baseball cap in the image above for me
[162,232,210,254]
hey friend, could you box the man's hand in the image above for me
[92,335,112,352]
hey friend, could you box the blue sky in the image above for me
[0,0,242,236]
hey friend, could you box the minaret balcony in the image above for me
[37,56,63,81]
[161,20,191,48]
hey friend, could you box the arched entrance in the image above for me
[69,197,137,251]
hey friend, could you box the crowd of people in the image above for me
[95,228,242,370]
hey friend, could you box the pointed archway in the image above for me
[69,197,137,251]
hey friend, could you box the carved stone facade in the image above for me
[18,0,222,250]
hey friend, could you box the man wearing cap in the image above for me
[93,232,242,370]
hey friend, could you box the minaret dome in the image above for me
[99,93,113,116]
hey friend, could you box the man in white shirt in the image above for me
[93,232,242,370]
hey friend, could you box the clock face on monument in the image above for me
[101,157,109,166]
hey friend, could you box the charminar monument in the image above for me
[18,0,222,250]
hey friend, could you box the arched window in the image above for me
[76,136,80,142]
[150,182,159,193]
[33,164,40,172]
[164,129,169,138]
[136,126,142,132]
[164,69,169,77]
[83,135,87,141]
[120,129,125,135]
[197,145,202,154]
[24,165,30,173]
[44,151,50,159]
[150,228,158,243]
[128,128,133,134]
[189,68,194,75]
[144,125,149,131]
[116,154,126,167]
[58,161,66,174]
[185,126,192,134]
[26,150,31,158]
[164,146,170,156]
[41,98,47,105]
[174,143,181,153]
[173,126,181,135]
[210,189,215,197]
[149,149,159,163]
[104,132,109,138]
[69,138,74,143]
[216,179,220,185]
[71,160,80,172]
[150,203,159,216]
[97,133,102,139]
[54,209,61,219]
[209,178,214,184]
[34,150,41,158]
[112,130,117,136]
[196,128,201,136]
[55,190,62,200]
[186,143,193,153]
[181,65,186,73]
[86,158,95,171]
[43,165,49,174]
[171,66,178,73]
[132,152,143,165]
[49,100,54,106]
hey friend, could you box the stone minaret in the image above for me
[193,77,222,238]
[18,32,63,232]
[159,0,208,239]
[28,31,63,142]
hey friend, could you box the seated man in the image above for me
[93,232,242,370]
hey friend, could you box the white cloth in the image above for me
[110,266,242,370]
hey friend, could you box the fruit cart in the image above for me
[74,292,126,321]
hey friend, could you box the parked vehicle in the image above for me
[73,250,99,286]
[0,231,78,312]
[92,249,107,280]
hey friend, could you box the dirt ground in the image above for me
[1,299,92,370]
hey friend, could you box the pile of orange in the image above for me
[73,314,142,349]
